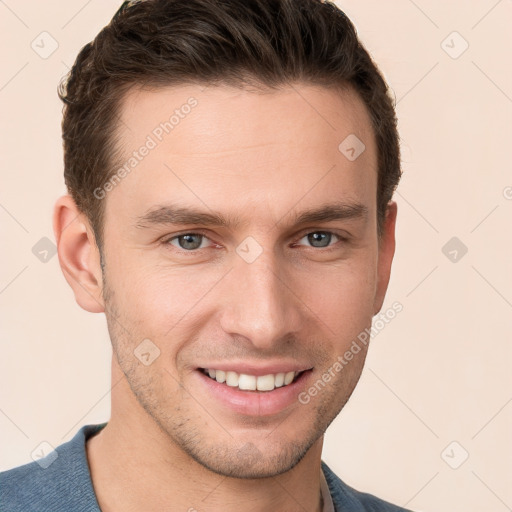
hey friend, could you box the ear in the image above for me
[52,194,105,313]
[373,201,397,315]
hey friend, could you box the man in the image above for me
[1,0,410,510]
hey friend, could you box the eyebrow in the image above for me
[134,201,369,230]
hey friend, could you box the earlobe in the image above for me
[52,194,105,313]
[373,201,397,315]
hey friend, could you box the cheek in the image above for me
[108,261,227,337]
[302,256,378,333]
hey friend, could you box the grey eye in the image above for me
[171,234,206,250]
[300,232,337,248]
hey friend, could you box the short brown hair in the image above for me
[58,0,401,253]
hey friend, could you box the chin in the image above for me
[161,417,325,480]
[188,440,313,479]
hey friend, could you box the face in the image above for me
[98,83,395,478]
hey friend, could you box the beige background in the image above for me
[1,1,511,511]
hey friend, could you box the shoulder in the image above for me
[0,424,106,512]
[321,460,415,512]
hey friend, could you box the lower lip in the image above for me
[195,369,312,416]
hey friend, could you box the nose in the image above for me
[218,247,304,350]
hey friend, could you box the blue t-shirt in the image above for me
[0,423,413,511]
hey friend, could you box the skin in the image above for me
[53,83,397,512]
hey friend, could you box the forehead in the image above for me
[117,82,374,153]
[105,83,377,231]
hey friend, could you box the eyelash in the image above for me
[160,229,348,253]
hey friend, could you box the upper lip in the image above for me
[197,362,313,376]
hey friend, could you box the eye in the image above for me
[161,230,346,253]
[164,233,213,251]
[296,231,343,249]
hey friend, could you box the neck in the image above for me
[86,361,325,512]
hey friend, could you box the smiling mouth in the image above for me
[199,368,308,392]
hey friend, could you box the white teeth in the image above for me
[238,374,257,390]
[274,373,285,387]
[225,371,239,387]
[203,368,302,391]
[256,374,275,391]
[284,371,295,385]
